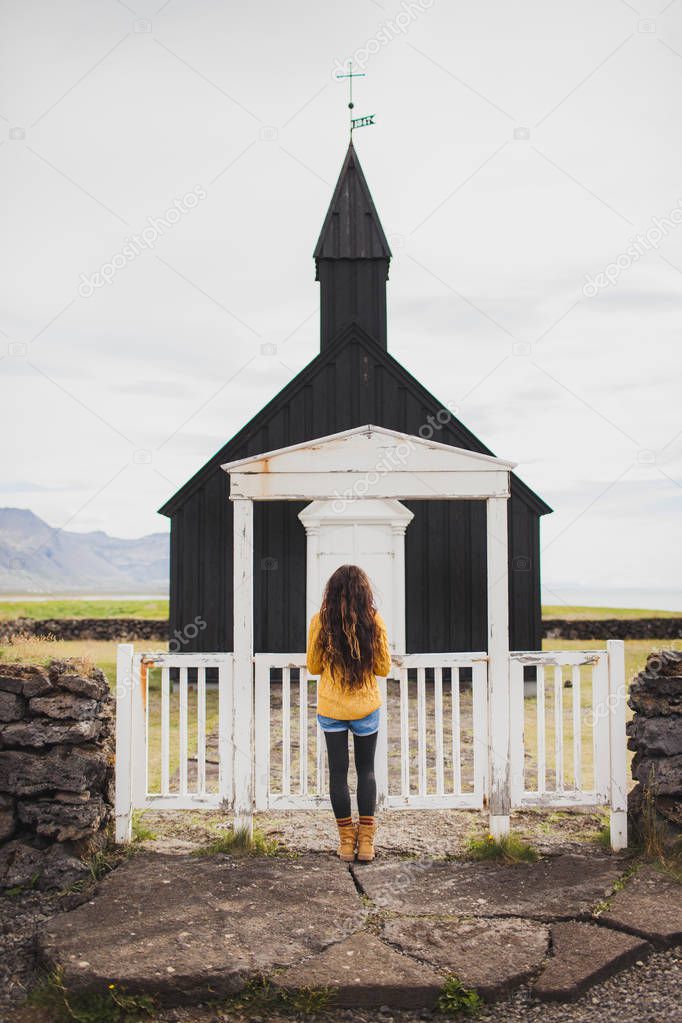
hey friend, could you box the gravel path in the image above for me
[0,887,71,1021]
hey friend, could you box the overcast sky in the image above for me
[1,0,681,609]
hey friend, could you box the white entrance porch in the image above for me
[114,426,628,850]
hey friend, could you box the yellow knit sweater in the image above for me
[307,611,391,720]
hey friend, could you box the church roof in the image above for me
[314,142,391,261]
[158,143,551,521]
[158,322,552,518]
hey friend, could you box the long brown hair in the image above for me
[318,565,380,690]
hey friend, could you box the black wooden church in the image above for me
[159,143,552,653]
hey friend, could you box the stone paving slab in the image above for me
[533,921,651,1001]
[381,915,549,1001]
[34,849,677,1013]
[39,852,362,1005]
[353,854,624,920]
[600,865,682,946]
[273,932,444,1008]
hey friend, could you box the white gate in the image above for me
[114,646,233,842]
[509,642,627,846]
[115,641,627,849]
[253,653,489,811]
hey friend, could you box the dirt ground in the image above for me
[138,803,609,860]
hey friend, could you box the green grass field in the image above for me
[542,605,680,620]
[0,598,168,620]
[0,598,678,621]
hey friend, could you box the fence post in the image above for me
[376,675,389,807]
[509,657,525,806]
[131,654,146,810]
[253,657,269,811]
[486,495,511,840]
[233,497,254,837]
[607,639,628,850]
[218,653,235,806]
[114,643,134,843]
[472,659,489,805]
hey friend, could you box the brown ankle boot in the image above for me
[356,816,376,862]
[336,817,357,862]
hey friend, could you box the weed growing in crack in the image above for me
[224,976,334,1015]
[437,975,483,1016]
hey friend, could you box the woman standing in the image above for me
[306,564,391,863]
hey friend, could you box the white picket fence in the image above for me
[115,641,627,848]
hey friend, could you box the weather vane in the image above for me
[336,61,375,137]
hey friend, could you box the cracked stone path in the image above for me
[38,852,682,1010]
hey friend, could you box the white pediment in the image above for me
[222,426,514,501]
[298,497,414,528]
[222,425,515,475]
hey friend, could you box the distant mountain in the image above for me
[0,508,168,595]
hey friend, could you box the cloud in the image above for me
[2,0,680,596]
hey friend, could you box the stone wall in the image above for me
[627,648,682,842]
[2,616,680,644]
[543,618,682,641]
[0,617,168,643]
[0,659,115,890]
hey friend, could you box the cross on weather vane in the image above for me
[336,61,376,137]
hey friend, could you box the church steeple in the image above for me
[314,142,391,350]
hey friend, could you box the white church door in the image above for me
[298,499,413,653]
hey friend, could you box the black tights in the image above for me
[324,730,377,818]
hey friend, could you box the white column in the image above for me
[232,497,254,836]
[305,525,320,622]
[486,495,511,839]
[391,524,408,655]
[114,643,134,843]
[607,639,628,850]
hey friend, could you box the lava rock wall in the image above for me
[627,649,682,841]
[0,659,115,890]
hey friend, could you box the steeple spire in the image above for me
[314,142,391,349]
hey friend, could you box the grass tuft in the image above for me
[464,832,538,863]
[437,975,483,1016]
[224,977,333,1015]
[29,968,155,1022]
[628,776,682,881]
[639,780,669,862]
[131,811,157,843]
[58,839,139,898]
[191,824,284,858]
[657,839,682,883]
[0,633,97,675]
[593,861,641,915]
[590,816,613,851]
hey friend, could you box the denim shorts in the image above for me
[317,708,380,736]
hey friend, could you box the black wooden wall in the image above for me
[167,333,546,654]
